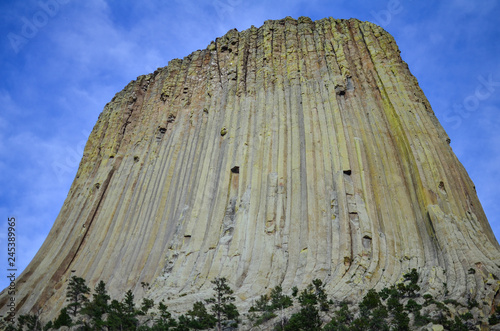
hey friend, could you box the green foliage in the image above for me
[253,311,278,326]
[379,282,411,331]
[8,269,487,330]
[460,311,473,321]
[405,299,422,313]
[450,316,468,331]
[106,291,139,330]
[312,279,330,312]
[141,281,151,290]
[282,280,328,331]
[379,286,398,301]
[124,290,136,315]
[273,270,477,331]
[490,305,500,325]
[148,300,178,330]
[359,289,381,312]
[432,310,453,329]
[353,289,389,331]
[270,285,293,311]
[4,321,16,331]
[206,277,239,330]
[66,276,90,317]
[42,320,53,331]
[403,269,419,284]
[391,304,410,331]
[249,294,273,326]
[297,284,318,307]
[106,299,125,329]
[396,269,420,298]
[489,312,500,325]
[413,311,431,327]
[284,304,321,331]
[249,285,293,327]
[323,302,353,331]
[81,280,110,328]
[108,290,139,330]
[183,301,216,329]
[368,302,389,329]
[386,291,401,312]
[443,282,449,296]
[17,313,42,331]
[249,294,271,312]
[53,308,72,329]
[321,270,442,331]
[423,293,434,305]
[175,315,194,331]
[467,297,479,309]
[140,297,155,315]
[434,300,450,313]
[443,298,462,307]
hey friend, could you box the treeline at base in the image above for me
[3,269,500,330]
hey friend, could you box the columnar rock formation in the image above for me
[2,16,500,321]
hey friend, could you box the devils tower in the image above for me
[1,16,500,323]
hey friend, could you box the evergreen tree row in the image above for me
[248,269,482,330]
[5,269,499,330]
[5,277,238,331]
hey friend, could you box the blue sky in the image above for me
[0,0,499,291]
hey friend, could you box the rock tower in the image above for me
[2,17,500,321]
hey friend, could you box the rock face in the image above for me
[2,17,500,321]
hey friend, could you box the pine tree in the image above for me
[206,277,239,330]
[106,291,139,330]
[180,301,216,329]
[249,285,293,327]
[82,280,110,329]
[139,298,155,316]
[285,283,321,331]
[123,290,139,329]
[270,286,293,311]
[150,300,177,330]
[66,276,90,317]
[53,308,72,329]
[17,312,42,331]
[312,279,330,312]
[323,302,353,331]
[353,289,389,331]
[107,299,125,330]
[283,279,330,331]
